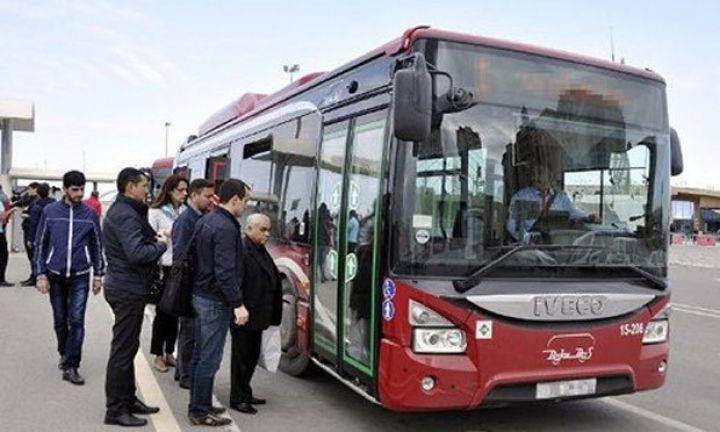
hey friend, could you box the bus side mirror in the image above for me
[392,54,432,142]
[670,127,683,176]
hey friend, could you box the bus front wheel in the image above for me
[279,277,312,377]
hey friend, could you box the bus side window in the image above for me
[275,116,318,244]
[241,137,273,194]
[207,156,229,190]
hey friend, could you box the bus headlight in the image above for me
[643,303,671,344]
[643,320,669,344]
[409,299,453,326]
[413,328,467,354]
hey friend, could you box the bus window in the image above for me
[207,156,229,190]
[240,138,273,196]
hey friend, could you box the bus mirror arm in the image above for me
[434,86,477,114]
[430,70,478,129]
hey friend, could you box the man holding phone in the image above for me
[102,168,168,427]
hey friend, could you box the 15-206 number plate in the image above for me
[536,378,597,399]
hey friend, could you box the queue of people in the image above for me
[19,167,282,428]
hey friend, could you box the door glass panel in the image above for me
[313,123,348,353]
[343,115,386,373]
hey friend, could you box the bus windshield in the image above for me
[391,40,671,280]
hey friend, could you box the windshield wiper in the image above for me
[453,244,527,293]
[452,244,604,293]
[584,264,667,290]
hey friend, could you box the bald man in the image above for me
[229,213,283,414]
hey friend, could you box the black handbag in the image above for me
[147,265,164,305]
[158,229,199,317]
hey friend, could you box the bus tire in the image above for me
[279,276,312,377]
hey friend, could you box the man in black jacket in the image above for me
[172,178,215,389]
[102,168,168,428]
[188,178,250,427]
[229,213,282,414]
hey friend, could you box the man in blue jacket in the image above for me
[188,178,250,427]
[171,178,215,389]
[34,171,105,385]
[24,183,55,287]
[102,168,168,428]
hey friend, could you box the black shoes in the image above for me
[0,281,14,287]
[102,399,158,427]
[248,396,266,405]
[130,399,160,415]
[62,368,85,385]
[230,402,257,414]
[104,413,148,427]
[20,278,35,287]
[58,355,66,370]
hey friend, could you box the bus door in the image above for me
[312,111,388,384]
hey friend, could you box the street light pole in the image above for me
[164,121,171,157]
[283,64,300,84]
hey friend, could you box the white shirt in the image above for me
[148,204,185,266]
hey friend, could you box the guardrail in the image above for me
[671,233,718,246]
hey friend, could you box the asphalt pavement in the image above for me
[0,249,718,432]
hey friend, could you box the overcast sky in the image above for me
[0,0,717,188]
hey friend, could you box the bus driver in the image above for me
[506,154,599,243]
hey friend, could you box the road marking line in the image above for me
[672,303,720,315]
[673,308,720,319]
[602,398,707,432]
[134,349,182,432]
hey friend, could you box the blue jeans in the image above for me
[48,274,90,369]
[189,295,232,417]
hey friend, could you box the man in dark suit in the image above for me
[102,168,168,427]
[189,178,250,427]
[230,213,282,414]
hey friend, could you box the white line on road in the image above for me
[672,303,720,319]
[134,347,182,432]
[602,398,707,432]
[673,303,720,314]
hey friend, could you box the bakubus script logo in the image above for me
[542,333,595,366]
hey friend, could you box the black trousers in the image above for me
[0,231,8,282]
[150,267,178,356]
[175,316,195,384]
[230,327,262,404]
[105,289,145,416]
[150,309,178,356]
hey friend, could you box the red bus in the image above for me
[175,26,683,411]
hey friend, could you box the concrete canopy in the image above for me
[0,100,34,132]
